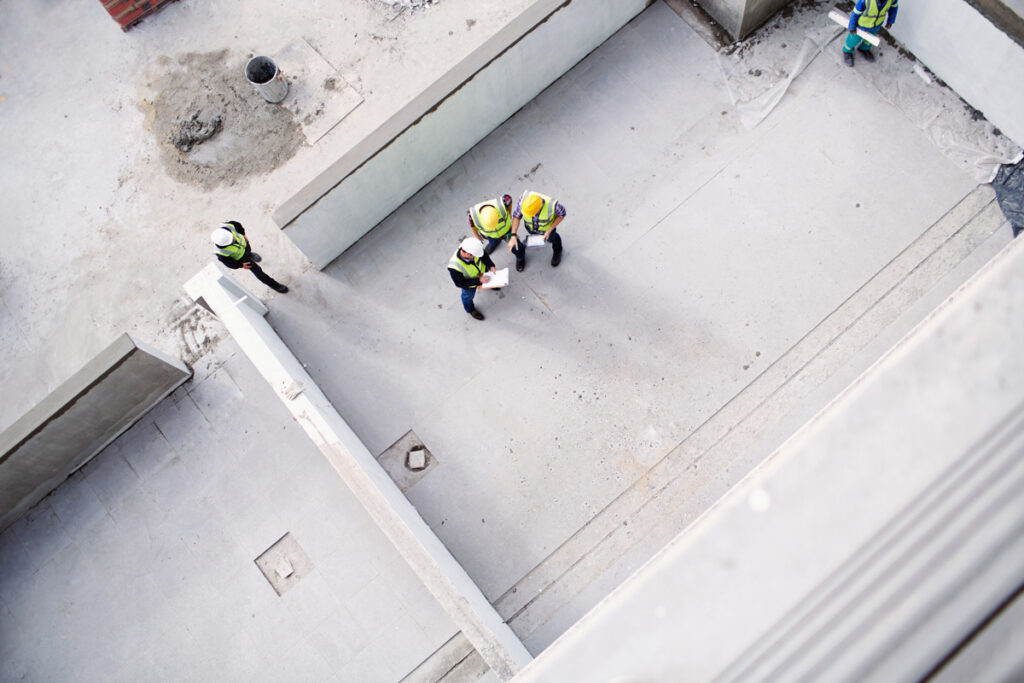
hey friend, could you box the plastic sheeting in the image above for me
[717,4,1022,183]
[993,158,1024,237]
[856,45,1022,184]
[718,20,837,130]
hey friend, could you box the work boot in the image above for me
[551,250,562,267]
[516,260,525,272]
[843,51,854,67]
[860,48,875,63]
[469,309,485,321]
[273,284,288,293]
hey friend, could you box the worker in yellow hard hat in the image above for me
[509,190,566,269]
[467,194,524,271]
[843,0,897,67]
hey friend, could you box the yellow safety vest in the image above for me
[214,224,248,260]
[519,191,558,232]
[470,199,511,239]
[858,0,893,29]
[448,250,485,286]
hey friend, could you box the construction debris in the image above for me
[144,50,303,190]
[170,110,222,153]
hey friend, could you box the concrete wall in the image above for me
[893,0,1024,147]
[697,0,794,40]
[0,334,191,532]
[964,0,1024,49]
[274,0,652,270]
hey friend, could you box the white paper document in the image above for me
[480,268,509,289]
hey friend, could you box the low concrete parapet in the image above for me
[274,0,652,269]
[0,334,191,532]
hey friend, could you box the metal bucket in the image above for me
[245,56,288,104]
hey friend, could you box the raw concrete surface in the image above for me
[0,0,536,434]
[0,339,459,681]
[0,334,190,532]
[266,0,1014,642]
[183,263,531,678]
[1,0,1022,679]
[512,235,1024,682]
[279,0,649,269]
[717,3,1022,180]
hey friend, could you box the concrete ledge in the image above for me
[184,263,532,680]
[274,0,651,269]
[0,334,191,532]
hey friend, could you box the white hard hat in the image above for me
[460,237,484,258]
[212,227,234,247]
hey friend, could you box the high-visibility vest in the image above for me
[519,191,558,232]
[858,0,893,29]
[214,224,248,260]
[448,249,485,286]
[469,199,511,239]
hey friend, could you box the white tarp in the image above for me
[717,4,1022,183]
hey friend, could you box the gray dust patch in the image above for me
[166,297,224,366]
[145,50,303,191]
[379,0,441,9]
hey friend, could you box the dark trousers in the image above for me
[545,229,563,252]
[484,235,525,265]
[248,262,283,289]
[460,287,477,313]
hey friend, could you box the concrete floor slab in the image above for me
[0,336,458,681]
[270,1,985,606]
[3,0,1021,679]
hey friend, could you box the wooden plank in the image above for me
[98,0,176,29]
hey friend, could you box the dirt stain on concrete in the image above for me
[143,50,303,191]
[166,297,224,366]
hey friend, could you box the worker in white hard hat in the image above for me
[447,237,495,321]
[467,194,524,272]
[211,221,288,293]
[509,190,566,269]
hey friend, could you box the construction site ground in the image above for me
[0,0,1019,680]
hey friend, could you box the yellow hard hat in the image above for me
[480,206,500,231]
[522,194,543,217]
